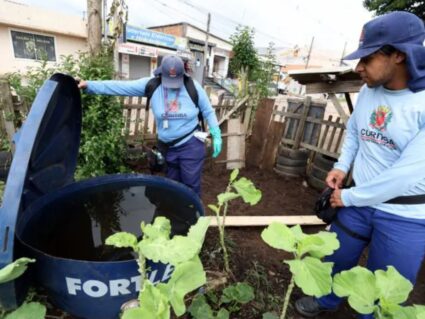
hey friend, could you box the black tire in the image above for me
[313,154,337,171]
[275,164,306,175]
[273,167,299,178]
[278,145,309,160]
[276,155,307,167]
[310,164,329,181]
[307,174,327,191]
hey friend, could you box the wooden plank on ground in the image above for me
[209,215,325,227]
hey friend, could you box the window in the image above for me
[11,30,56,61]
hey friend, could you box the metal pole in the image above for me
[305,36,314,69]
[202,12,211,86]
[340,41,347,66]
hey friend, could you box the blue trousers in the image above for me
[165,136,205,197]
[317,206,425,319]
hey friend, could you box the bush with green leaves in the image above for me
[189,282,255,319]
[6,50,127,179]
[105,216,210,319]
[0,258,46,319]
[261,223,340,319]
[333,265,425,319]
[208,169,261,274]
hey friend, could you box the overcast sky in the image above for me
[22,0,373,57]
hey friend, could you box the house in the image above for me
[0,0,87,75]
[148,22,232,84]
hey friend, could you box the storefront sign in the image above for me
[126,25,187,50]
[118,43,158,57]
[189,42,205,52]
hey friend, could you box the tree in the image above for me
[229,26,259,82]
[254,42,280,98]
[363,0,425,20]
[87,0,102,55]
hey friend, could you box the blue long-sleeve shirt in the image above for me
[334,85,425,219]
[85,77,218,146]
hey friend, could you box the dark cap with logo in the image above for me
[156,55,185,89]
[344,11,425,60]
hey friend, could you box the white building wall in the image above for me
[0,0,87,75]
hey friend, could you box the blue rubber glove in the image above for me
[209,126,222,158]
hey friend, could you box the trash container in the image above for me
[0,74,204,319]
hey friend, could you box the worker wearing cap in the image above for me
[295,11,425,318]
[78,55,222,197]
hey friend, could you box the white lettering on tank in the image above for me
[131,276,141,292]
[66,277,82,295]
[110,279,131,296]
[83,280,108,298]
[162,264,175,282]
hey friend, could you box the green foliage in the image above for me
[0,180,4,205]
[6,50,127,179]
[229,26,259,81]
[333,265,423,318]
[261,223,339,319]
[4,302,46,319]
[0,258,35,284]
[363,0,425,20]
[188,282,254,319]
[0,259,46,319]
[254,42,280,98]
[106,216,210,318]
[208,169,262,274]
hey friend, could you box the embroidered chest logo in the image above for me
[369,105,392,132]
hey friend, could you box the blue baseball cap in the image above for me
[344,11,425,60]
[155,55,185,88]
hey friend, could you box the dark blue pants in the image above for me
[165,136,205,196]
[317,206,425,319]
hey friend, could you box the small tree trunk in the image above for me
[87,0,102,56]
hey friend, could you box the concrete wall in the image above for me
[0,0,87,75]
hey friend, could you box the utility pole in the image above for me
[339,41,347,66]
[202,12,211,86]
[305,36,314,69]
[103,0,108,43]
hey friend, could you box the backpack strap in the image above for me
[183,75,205,132]
[145,76,161,111]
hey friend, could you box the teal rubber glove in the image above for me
[209,126,222,158]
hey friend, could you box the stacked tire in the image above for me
[274,145,309,178]
[307,154,337,190]
[0,151,12,181]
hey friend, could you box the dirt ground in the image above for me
[44,164,425,318]
[198,165,425,319]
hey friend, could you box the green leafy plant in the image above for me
[189,282,255,319]
[6,50,127,179]
[208,169,261,274]
[0,258,46,319]
[261,223,340,319]
[333,265,425,319]
[105,216,210,319]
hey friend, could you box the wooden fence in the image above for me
[272,96,346,159]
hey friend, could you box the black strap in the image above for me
[385,194,425,205]
[145,75,205,131]
[334,217,369,242]
[158,125,199,148]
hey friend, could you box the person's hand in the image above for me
[326,169,346,189]
[76,78,87,90]
[209,126,222,158]
[330,188,344,208]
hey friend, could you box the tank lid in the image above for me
[0,73,81,307]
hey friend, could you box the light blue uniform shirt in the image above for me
[85,77,218,146]
[335,85,425,219]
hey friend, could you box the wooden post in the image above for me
[293,96,311,149]
[329,93,349,126]
[0,79,16,153]
[260,120,285,170]
[226,118,245,169]
[246,98,275,167]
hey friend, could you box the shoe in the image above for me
[295,296,336,317]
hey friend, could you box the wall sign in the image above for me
[11,30,56,61]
